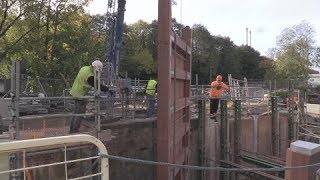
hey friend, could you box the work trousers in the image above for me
[210,98,220,114]
[146,94,156,117]
[69,99,87,133]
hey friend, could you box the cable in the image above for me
[99,153,320,172]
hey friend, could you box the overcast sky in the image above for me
[86,0,320,56]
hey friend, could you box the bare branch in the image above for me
[1,23,47,56]
[0,0,31,37]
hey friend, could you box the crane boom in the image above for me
[104,0,126,83]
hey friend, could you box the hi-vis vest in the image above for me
[146,80,157,96]
[70,66,94,97]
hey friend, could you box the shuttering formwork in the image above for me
[157,0,192,179]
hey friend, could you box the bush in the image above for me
[274,89,288,99]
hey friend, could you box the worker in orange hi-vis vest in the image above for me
[209,75,229,118]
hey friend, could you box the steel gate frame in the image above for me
[0,134,109,180]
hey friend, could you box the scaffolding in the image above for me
[2,61,320,180]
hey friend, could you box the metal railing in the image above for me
[0,134,109,180]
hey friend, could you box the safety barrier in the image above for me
[0,134,109,180]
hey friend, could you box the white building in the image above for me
[308,74,320,88]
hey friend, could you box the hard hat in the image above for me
[92,60,103,72]
[216,75,222,81]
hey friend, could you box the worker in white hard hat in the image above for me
[69,60,112,133]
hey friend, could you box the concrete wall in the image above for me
[103,117,206,180]
[4,115,206,180]
[103,119,156,180]
[22,111,292,180]
[5,109,296,180]
[237,113,289,159]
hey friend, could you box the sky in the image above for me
[86,0,320,56]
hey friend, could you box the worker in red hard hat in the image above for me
[209,75,229,118]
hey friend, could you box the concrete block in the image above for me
[290,140,320,156]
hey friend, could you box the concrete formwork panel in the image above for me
[237,114,289,159]
[157,0,192,179]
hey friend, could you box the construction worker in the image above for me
[145,79,157,117]
[209,75,229,118]
[69,60,112,133]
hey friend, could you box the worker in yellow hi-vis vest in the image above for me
[69,60,113,133]
[145,79,157,117]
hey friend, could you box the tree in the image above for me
[120,20,156,79]
[191,24,213,84]
[236,45,262,79]
[213,36,241,80]
[191,24,242,84]
[273,21,319,79]
[259,56,276,80]
[0,0,92,79]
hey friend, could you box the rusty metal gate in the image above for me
[157,0,192,179]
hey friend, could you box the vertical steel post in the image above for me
[12,61,20,140]
[299,95,306,140]
[10,62,16,96]
[316,168,320,180]
[133,78,137,118]
[253,115,259,153]
[220,99,228,180]
[269,80,272,95]
[11,60,21,179]
[196,74,198,101]
[198,99,206,180]
[94,69,101,137]
[94,69,101,180]
[233,99,241,180]
[220,99,228,159]
[14,61,20,140]
[234,100,241,163]
[271,96,280,156]
[288,80,294,142]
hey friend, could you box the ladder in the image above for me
[228,74,249,100]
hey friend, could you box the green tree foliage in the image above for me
[148,20,158,61]
[0,0,48,73]
[213,36,241,80]
[1,1,270,86]
[191,24,213,84]
[120,20,156,79]
[1,0,100,79]
[236,45,262,79]
[259,56,276,80]
[273,21,319,79]
[192,24,243,84]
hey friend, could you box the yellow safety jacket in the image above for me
[146,80,157,96]
[70,66,94,97]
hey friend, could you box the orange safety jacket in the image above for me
[210,81,229,98]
